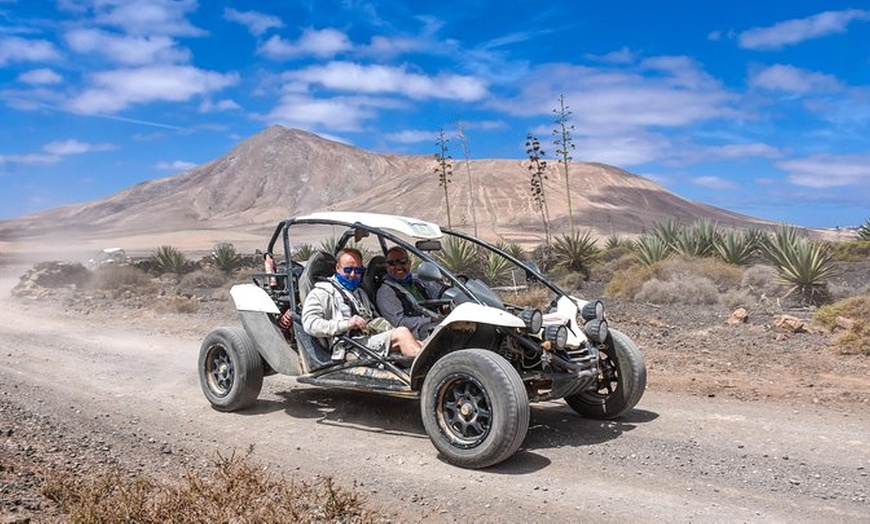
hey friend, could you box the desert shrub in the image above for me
[557,272,587,293]
[605,264,656,298]
[209,242,242,272]
[41,450,376,523]
[551,230,599,278]
[814,295,870,355]
[720,288,754,310]
[89,265,152,290]
[651,256,742,290]
[594,248,640,283]
[153,294,200,314]
[830,240,870,262]
[635,275,720,305]
[151,245,191,274]
[180,268,230,289]
[498,284,552,310]
[741,264,777,291]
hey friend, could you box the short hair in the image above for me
[386,246,407,259]
[336,247,362,266]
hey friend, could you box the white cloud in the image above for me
[0,36,60,66]
[260,93,385,132]
[738,9,870,50]
[65,65,239,114]
[223,8,283,36]
[18,68,62,85]
[285,61,487,101]
[778,154,870,188]
[494,62,738,140]
[707,143,782,160]
[156,160,196,170]
[64,28,189,65]
[574,132,672,167]
[584,46,635,64]
[384,129,437,144]
[259,29,352,60]
[42,139,115,155]
[749,64,842,93]
[691,176,737,190]
[199,98,241,112]
[93,0,205,37]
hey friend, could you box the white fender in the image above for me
[439,302,526,329]
[230,284,280,314]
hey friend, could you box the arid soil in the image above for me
[2,260,869,523]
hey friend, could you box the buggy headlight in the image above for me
[584,318,609,344]
[581,299,605,321]
[544,324,568,350]
[519,308,543,334]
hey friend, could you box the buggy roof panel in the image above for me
[293,212,442,239]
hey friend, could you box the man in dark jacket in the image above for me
[375,246,440,339]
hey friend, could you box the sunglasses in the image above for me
[386,258,409,266]
[340,267,364,275]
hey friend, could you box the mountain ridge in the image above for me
[0,125,773,249]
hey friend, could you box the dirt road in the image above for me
[1,269,868,522]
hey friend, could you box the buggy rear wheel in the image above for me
[198,327,264,412]
[421,349,529,469]
[565,329,646,419]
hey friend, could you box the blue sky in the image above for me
[1,1,869,229]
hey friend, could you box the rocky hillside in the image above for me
[0,126,771,246]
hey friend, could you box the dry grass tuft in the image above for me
[40,450,377,523]
[499,285,552,310]
[89,265,154,290]
[152,294,200,314]
[635,275,720,305]
[180,267,232,289]
[814,295,870,355]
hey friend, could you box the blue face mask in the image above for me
[335,271,362,291]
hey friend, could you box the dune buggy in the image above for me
[198,212,646,468]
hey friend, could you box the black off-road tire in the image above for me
[565,329,646,419]
[198,327,264,412]
[420,349,529,469]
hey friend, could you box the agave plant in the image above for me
[764,224,837,304]
[482,250,514,287]
[858,216,870,241]
[152,245,189,274]
[435,236,480,276]
[714,230,756,266]
[210,242,241,272]
[604,234,631,250]
[493,240,526,262]
[633,234,671,267]
[291,243,316,263]
[650,218,683,248]
[551,230,599,278]
[673,219,720,258]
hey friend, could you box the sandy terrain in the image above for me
[1,259,869,522]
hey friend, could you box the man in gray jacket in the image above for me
[302,248,421,360]
[376,246,440,340]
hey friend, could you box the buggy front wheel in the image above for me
[198,327,264,412]
[420,349,529,469]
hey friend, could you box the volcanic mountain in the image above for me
[0,125,771,251]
